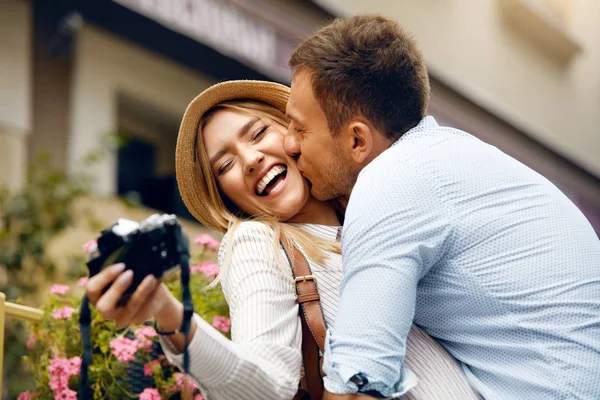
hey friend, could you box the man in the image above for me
[284,14,600,400]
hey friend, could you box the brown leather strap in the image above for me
[297,292,320,303]
[292,387,310,400]
[281,239,327,400]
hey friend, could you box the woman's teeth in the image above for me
[266,176,286,195]
[256,165,287,196]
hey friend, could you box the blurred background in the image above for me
[0,0,599,397]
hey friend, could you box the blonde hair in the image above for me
[190,99,341,284]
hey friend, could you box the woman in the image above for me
[86,81,478,400]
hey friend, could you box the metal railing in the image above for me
[0,292,43,394]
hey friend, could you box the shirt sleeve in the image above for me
[323,160,453,398]
[160,221,303,400]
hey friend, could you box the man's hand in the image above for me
[323,390,380,400]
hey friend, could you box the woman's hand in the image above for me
[85,263,175,328]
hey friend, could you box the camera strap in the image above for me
[78,294,94,400]
[174,226,194,374]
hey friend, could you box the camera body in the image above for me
[86,214,190,306]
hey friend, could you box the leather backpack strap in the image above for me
[281,238,327,400]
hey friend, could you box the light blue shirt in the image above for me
[323,116,600,399]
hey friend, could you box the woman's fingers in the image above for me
[131,283,174,326]
[86,263,126,305]
[87,264,172,328]
[94,269,133,319]
[115,275,158,327]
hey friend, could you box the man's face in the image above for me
[285,69,357,201]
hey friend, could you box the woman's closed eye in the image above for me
[216,124,269,176]
[251,125,268,141]
[217,159,232,176]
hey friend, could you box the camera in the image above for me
[86,214,190,306]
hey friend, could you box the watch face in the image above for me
[350,373,368,388]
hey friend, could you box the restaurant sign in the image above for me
[112,0,293,81]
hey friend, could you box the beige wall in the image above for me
[30,22,72,170]
[0,0,32,190]
[314,0,600,177]
[0,130,28,191]
[69,24,216,194]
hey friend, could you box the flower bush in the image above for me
[21,234,229,399]
[0,151,97,398]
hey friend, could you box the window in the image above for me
[117,94,194,220]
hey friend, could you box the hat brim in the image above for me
[175,80,291,227]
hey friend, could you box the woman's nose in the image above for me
[243,150,264,175]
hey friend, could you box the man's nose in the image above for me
[284,130,301,157]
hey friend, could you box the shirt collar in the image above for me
[391,116,438,147]
[291,223,342,242]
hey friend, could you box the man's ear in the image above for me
[343,119,374,164]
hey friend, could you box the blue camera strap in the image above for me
[78,295,94,400]
[174,225,194,374]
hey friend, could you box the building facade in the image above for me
[1,0,328,219]
[1,0,598,232]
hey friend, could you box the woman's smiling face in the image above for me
[202,108,311,220]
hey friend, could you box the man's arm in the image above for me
[323,391,379,399]
[323,162,452,398]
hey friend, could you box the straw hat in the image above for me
[175,80,291,225]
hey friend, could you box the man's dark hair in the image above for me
[289,14,430,139]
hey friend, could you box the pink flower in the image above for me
[48,375,68,392]
[134,326,157,350]
[17,391,35,400]
[48,357,80,394]
[54,389,77,400]
[48,367,68,392]
[136,336,153,352]
[49,284,70,295]
[175,372,185,389]
[139,388,161,400]
[109,337,141,363]
[135,326,157,351]
[194,234,220,250]
[191,261,220,278]
[68,356,81,375]
[212,316,231,333]
[26,334,36,350]
[48,357,80,377]
[52,307,76,320]
[136,326,157,338]
[143,363,153,376]
[143,360,160,376]
[76,277,89,286]
[174,372,199,391]
[82,239,97,254]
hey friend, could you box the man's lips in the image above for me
[298,170,312,187]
